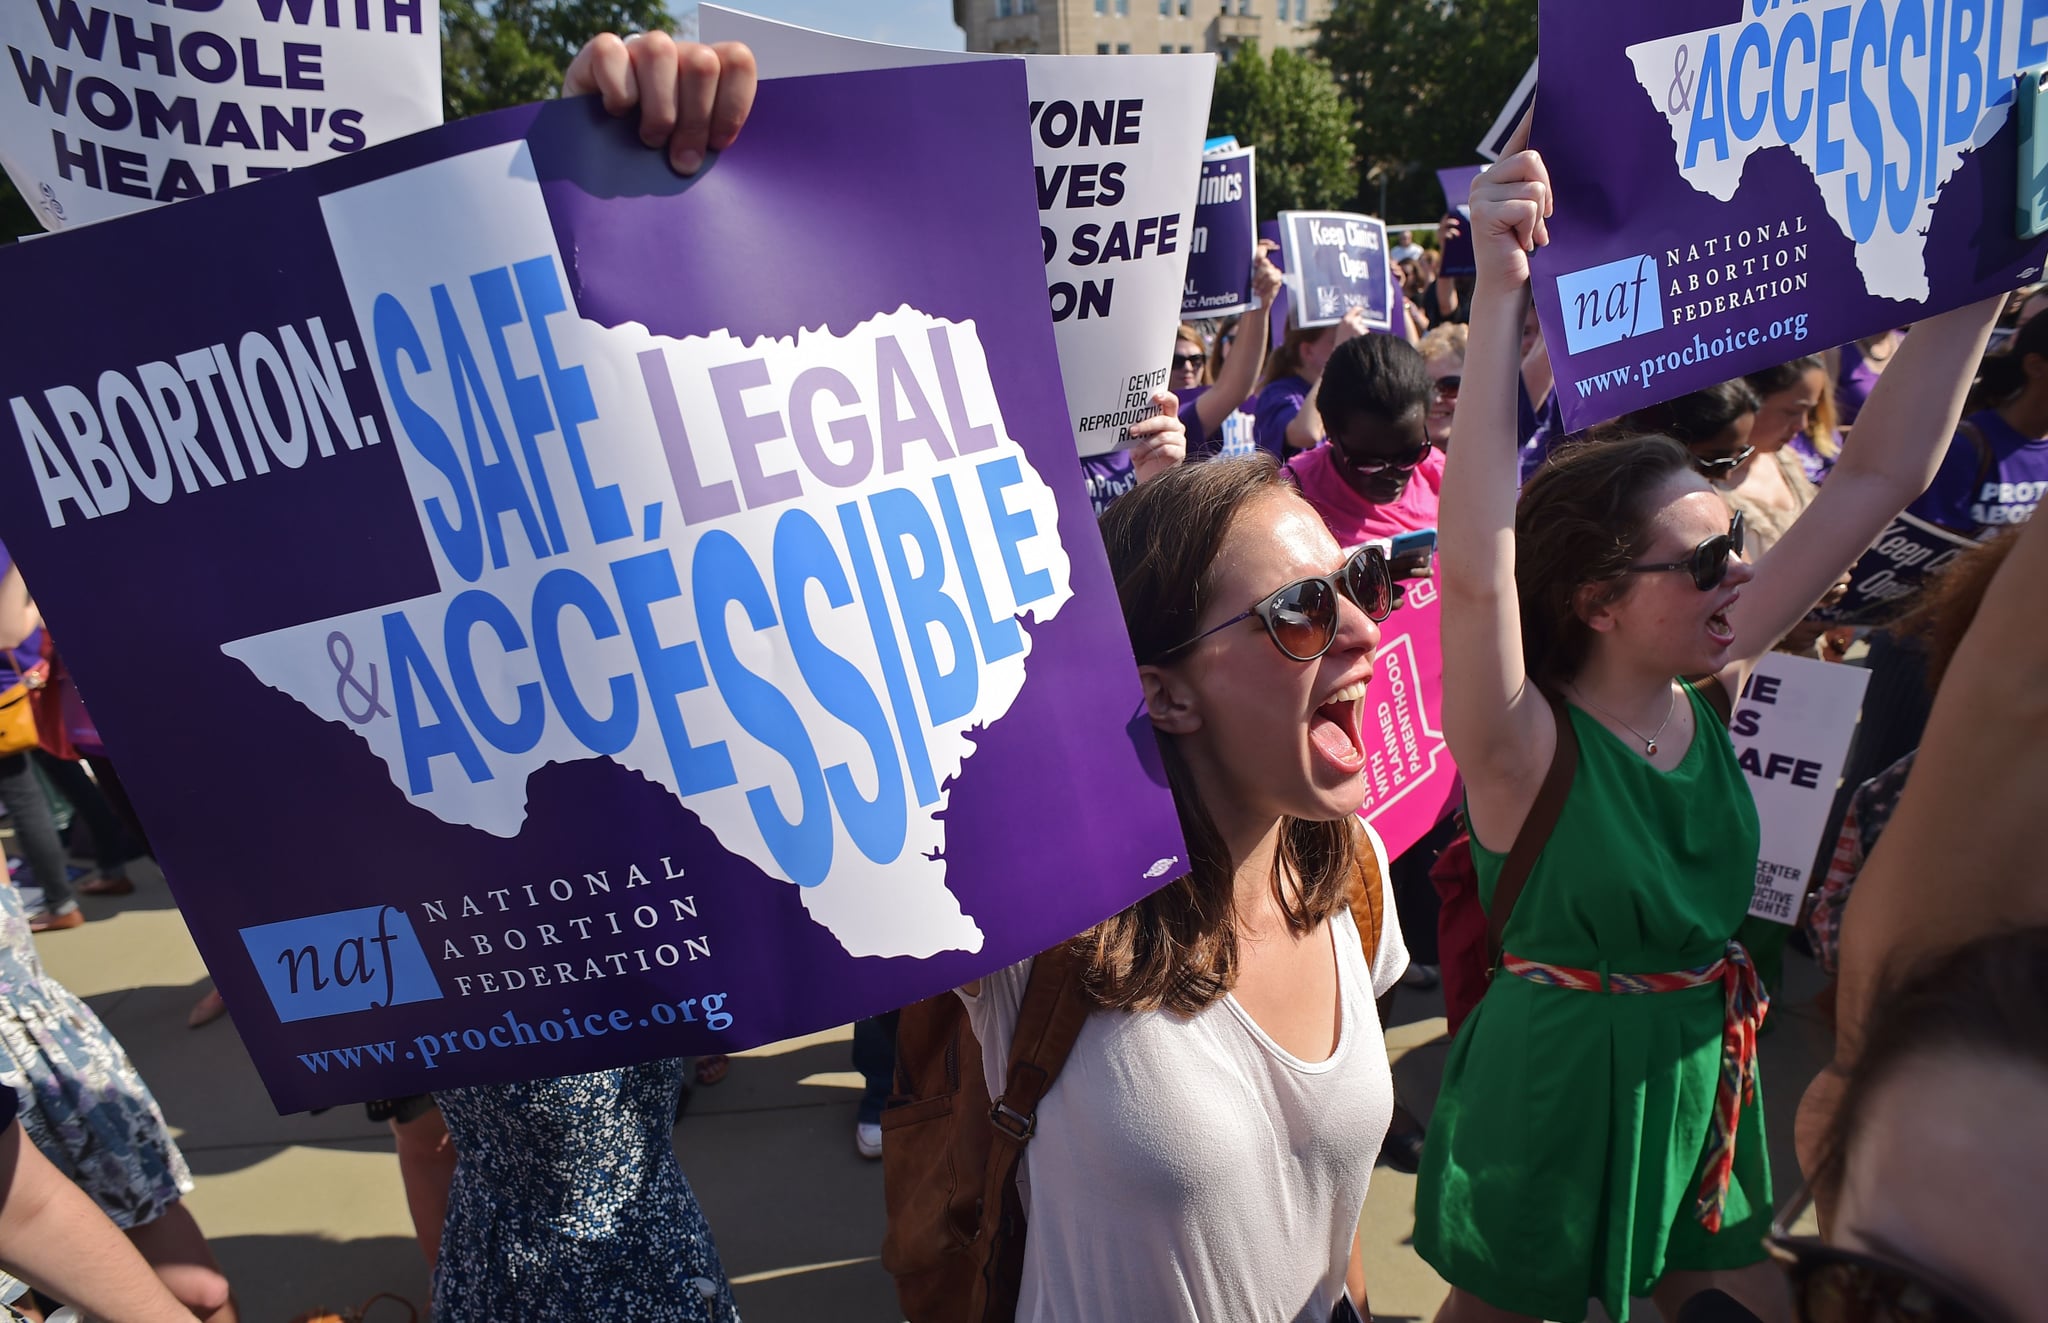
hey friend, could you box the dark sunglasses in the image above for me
[1432,375,1462,401]
[1335,439,1434,477]
[1767,1183,2008,1323]
[1149,545,1394,664]
[1693,443,1757,476]
[1624,510,1745,591]
[1171,352,1207,370]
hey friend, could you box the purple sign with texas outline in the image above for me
[0,63,1186,1111]
[1534,0,2048,434]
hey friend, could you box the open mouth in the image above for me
[1310,679,1371,773]
[1706,602,1736,645]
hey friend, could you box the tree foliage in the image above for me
[1207,43,1359,216]
[442,0,675,121]
[1315,0,1537,221]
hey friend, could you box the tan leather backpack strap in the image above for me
[969,943,1092,1319]
[1348,825,1387,959]
[1484,686,1579,969]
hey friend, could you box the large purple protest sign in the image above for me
[1437,166,1483,213]
[699,6,1215,459]
[0,64,1188,1112]
[1184,146,1259,317]
[1279,210,1393,332]
[1534,1,2048,434]
[1262,218,1291,347]
[0,0,441,232]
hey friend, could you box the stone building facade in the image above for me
[955,0,1325,58]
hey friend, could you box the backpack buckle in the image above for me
[988,1097,1036,1142]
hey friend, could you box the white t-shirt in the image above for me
[961,824,1408,1322]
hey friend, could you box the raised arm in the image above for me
[1437,140,1557,845]
[1724,297,2000,667]
[1195,242,1281,440]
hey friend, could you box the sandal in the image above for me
[28,907,84,933]
[289,1293,419,1323]
[693,1054,729,1087]
[188,989,228,1028]
[79,874,134,896]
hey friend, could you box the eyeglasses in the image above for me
[1148,544,1394,664]
[1693,444,1757,476]
[1624,510,1745,591]
[1432,375,1461,402]
[1335,439,1434,478]
[1767,1182,2007,1323]
[1172,352,1207,371]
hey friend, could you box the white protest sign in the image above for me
[1477,58,1536,161]
[700,5,1214,459]
[1731,654,1870,924]
[0,0,442,232]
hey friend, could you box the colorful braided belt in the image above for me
[1500,940,1768,1233]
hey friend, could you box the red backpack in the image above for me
[1432,680,1732,1034]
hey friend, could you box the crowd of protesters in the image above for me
[0,25,2043,1323]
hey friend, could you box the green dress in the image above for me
[1414,683,1772,1321]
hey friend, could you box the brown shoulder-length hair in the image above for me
[1091,455,1357,1014]
[1257,323,1330,391]
[1515,434,1697,684]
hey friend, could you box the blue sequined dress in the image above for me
[433,1060,739,1321]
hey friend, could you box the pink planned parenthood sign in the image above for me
[1355,583,1459,859]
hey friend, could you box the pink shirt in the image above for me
[1286,443,1446,546]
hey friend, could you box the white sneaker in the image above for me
[855,1121,883,1160]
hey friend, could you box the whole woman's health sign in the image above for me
[0,63,1187,1111]
[0,0,442,231]
[1534,0,2048,433]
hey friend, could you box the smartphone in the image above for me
[1389,529,1438,559]
[2019,65,2048,239]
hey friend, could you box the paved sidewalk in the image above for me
[28,871,1832,1322]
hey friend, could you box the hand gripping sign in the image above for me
[698,5,1215,459]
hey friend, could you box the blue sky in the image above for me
[674,2,968,51]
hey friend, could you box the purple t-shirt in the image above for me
[1082,450,1138,517]
[1905,409,2048,536]
[1252,374,1311,460]
[0,541,44,690]
[1836,341,1883,426]
[1787,431,1835,485]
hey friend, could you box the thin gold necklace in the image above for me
[1570,682,1678,756]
